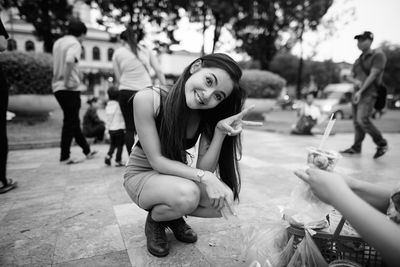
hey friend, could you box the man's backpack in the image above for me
[374,84,387,111]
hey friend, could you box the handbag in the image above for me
[359,54,387,111]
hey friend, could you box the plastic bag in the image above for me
[287,230,328,267]
[283,180,332,229]
[241,220,294,267]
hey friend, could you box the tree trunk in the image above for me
[40,0,53,53]
[296,5,306,99]
[212,14,221,53]
[201,6,207,56]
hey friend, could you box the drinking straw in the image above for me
[318,113,336,150]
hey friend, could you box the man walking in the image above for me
[52,19,96,164]
[341,31,388,159]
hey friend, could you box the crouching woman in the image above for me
[124,53,250,257]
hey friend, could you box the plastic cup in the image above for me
[306,146,341,171]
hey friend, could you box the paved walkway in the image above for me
[1,130,399,266]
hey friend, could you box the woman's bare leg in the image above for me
[189,182,222,218]
[138,174,201,221]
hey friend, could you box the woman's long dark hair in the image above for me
[159,53,246,200]
[120,26,144,56]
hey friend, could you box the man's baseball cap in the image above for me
[354,31,374,40]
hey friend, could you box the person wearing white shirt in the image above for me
[112,27,166,155]
[52,20,97,164]
[291,92,321,135]
[104,87,126,167]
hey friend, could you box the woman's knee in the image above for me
[170,183,201,214]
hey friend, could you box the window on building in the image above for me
[25,40,35,51]
[92,46,100,61]
[81,46,86,60]
[107,48,114,61]
[7,39,17,51]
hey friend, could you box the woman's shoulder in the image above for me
[135,87,154,99]
[113,46,131,57]
[135,87,162,104]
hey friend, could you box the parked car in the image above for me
[314,83,354,120]
[277,93,295,110]
[387,94,400,109]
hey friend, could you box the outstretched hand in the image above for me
[216,105,262,136]
[294,167,350,205]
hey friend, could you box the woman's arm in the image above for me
[112,54,121,83]
[149,52,166,85]
[196,131,226,172]
[294,168,400,267]
[346,177,391,212]
[331,186,400,267]
[0,36,7,52]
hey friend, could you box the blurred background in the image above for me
[1,0,399,145]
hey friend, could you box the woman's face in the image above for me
[185,67,234,110]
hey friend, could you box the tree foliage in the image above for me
[0,51,53,94]
[180,0,239,53]
[94,0,186,50]
[1,0,73,53]
[269,52,340,90]
[232,0,333,70]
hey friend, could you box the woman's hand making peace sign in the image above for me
[216,105,263,136]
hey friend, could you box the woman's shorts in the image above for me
[123,146,158,207]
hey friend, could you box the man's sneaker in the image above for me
[105,156,111,166]
[340,147,361,155]
[86,150,98,160]
[115,161,124,167]
[60,157,80,165]
[374,145,388,159]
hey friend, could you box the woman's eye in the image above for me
[215,94,223,101]
[205,77,213,86]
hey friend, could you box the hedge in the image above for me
[0,51,53,95]
[240,69,286,98]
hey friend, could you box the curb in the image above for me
[9,138,98,151]
[9,140,60,151]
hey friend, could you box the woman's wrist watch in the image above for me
[196,169,205,183]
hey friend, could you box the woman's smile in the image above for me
[194,90,205,105]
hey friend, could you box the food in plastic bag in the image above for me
[241,221,294,267]
[283,180,332,229]
[287,230,328,267]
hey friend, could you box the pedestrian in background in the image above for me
[0,17,17,193]
[104,87,125,167]
[291,92,321,135]
[112,26,166,155]
[341,31,388,159]
[82,96,105,143]
[52,19,97,164]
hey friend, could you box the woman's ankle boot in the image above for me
[145,212,169,257]
[163,217,197,243]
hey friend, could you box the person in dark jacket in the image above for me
[82,96,105,143]
[0,17,18,194]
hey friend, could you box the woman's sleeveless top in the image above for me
[136,87,201,150]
